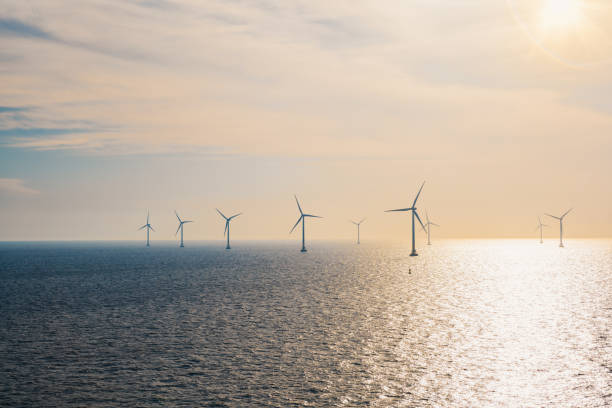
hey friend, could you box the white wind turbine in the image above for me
[423,211,439,246]
[138,211,155,247]
[545,208,572,247]
[216,209,242,249]
[290,195,322,252]
[535,216,548,244]
[175,210,193,248]
[350,218,366,244]
[386,181,427,256]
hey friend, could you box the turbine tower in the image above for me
[175,210,193,248]
[545,208,572,247]
[216,208,242,249]
[423,211,439,246]
[138,211,155,247]
[350,218,366,244]
[386,181,427,256]
[290,195,322,252]
[535,216,548,244]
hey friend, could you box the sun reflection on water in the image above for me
[1,240,610,406]
[357,240,611,406]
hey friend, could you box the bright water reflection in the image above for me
[0,240,610,406]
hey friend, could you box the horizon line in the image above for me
[1,237,611,243]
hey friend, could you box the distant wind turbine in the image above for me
[138,211,155,247]
[535,216,548,244]
[424,211,439,246]
[350,218,366,244]
[290,195,322,252]
[386,181,427,256]
[175,210,193,248]
[216,208,242,249]
[545,208,572,247]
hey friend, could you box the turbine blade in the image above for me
[412,181,426,207]
[425,210,430,224]
[431,223,440,227]
[224,220,228,237]
[350,220,358,225]
[545,213,561,220]
[304,214,322,218]
[175,224,181,236]
[147,211,149,224]
[562,208,573,218]
[216,208,228,220]
[414,210,426,232]
[294,195,303,215]
[385,208,412,212]
[229,213,242,220]
[138,225,147,230]
[290,216,303,233]
[175,211,182,223]
[359,218,366,224]
[183,220,193,224]
[149,225,155,232]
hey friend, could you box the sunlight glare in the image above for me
[540,0,584,30]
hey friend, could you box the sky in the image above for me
[1,0,612,241]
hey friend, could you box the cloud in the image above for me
[0,125,120,151]
[0,106,28,113]
[0,127,89,138]
[0,18,53,39]
[0,178,39,195]
[0,16,155,62]
[0,0,612,160]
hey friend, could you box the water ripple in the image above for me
[0,240,610,407]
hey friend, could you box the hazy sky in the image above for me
[1,0,612,241]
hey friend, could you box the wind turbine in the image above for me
[290,195,322,252]
[175,210,193,248]
[138,211,155,247]
[350,218,366,244]
[545,208,572,247]
[386,181,427,256]
[216,208,242,249]
[535,216,548,244]
[423,211,439,246]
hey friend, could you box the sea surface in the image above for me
[0,240,611,407]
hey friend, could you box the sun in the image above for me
[540,0,584,30]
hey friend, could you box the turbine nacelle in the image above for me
[385,181,426,256]
[174,211,193,235]
[424,210,439,228]
[217,208,242,237]
[290,196,322,234]
[291,196,321,252]
[535,216,549,231]
[351,218,366,226]
[139,211,155,232]
[545,208,572,221]
[545,208,572,247]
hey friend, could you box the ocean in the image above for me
[1,240,610,407]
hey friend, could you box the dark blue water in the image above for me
[1,241,611,407]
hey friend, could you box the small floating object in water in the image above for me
[409,268,412,274]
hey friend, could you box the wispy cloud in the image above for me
[0,178,39,195]
[0,106,28,113]
[0,123,119,151]
[0,127,89,138]
[0,18,53,39]
[0,0,612,160]
[0,16,155,62]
